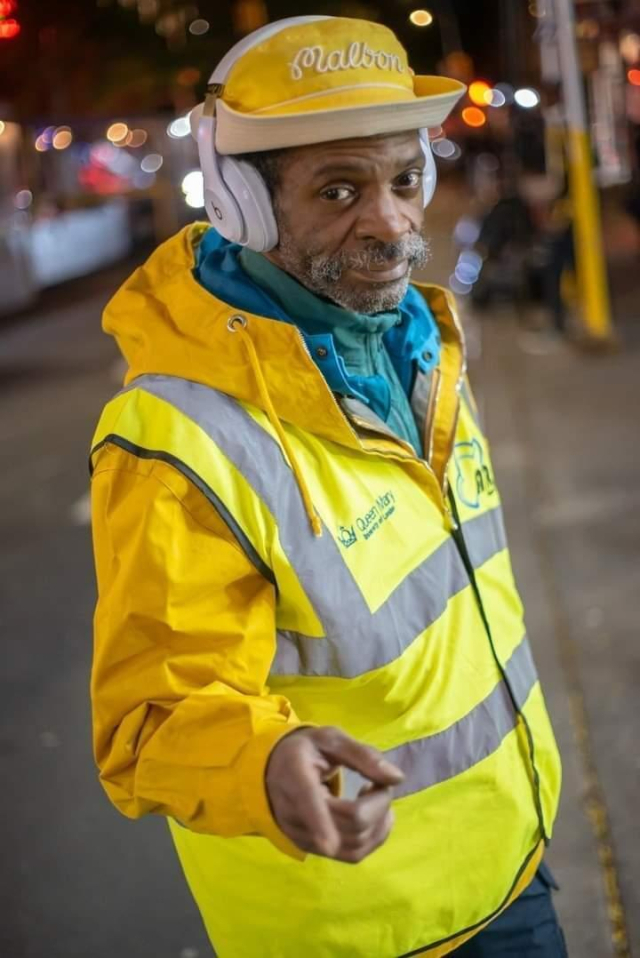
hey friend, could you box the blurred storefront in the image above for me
[0,110,204,316]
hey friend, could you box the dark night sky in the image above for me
[0,1,509,118]
[238,1,504,79]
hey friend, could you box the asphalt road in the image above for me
[0,263,213,958]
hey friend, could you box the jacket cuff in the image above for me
[236,723,308,861]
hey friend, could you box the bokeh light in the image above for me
[453,216,481,247]
[486,88,506,108]
[409,9,433,27]
[106,122,129,143]
[432,138,457,159]
[628,69,640,87]
[167,115,191,138]
[140,153,163,173]
[182,170,204,208]
[0,19,20,38]
[620,32,640,64]
[449,273,472,295]
[455,250,483,284]
[52,127,73,150]
[469,81,491,107]
[14,189,33,210]
[126,129,148,148]
[514,88,540,108]
[188,18,210,35]
[462,107,487,128]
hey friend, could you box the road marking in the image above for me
[70,491,91,525]
[40,731,60,749]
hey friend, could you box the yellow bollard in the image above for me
[551,0,616,346]
[567,128,614,342]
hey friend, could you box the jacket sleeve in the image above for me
[90,445,304,859]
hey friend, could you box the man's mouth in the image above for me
[349,260,409,283]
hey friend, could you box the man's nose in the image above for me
[355,189,414,244]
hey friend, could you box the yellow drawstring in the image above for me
[228,315,323,538]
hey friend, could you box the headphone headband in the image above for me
[192,15,438,251]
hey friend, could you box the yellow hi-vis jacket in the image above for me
[90,224,561,958]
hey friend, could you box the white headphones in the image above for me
[191,15,438,253]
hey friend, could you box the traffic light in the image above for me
[0,0,20,39]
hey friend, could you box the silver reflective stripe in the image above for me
[339,397,401,441]
[130,375,507,678]
[274,536,466,677]
[505,635,536,710]
[462,506,507,572]
[460,378,482,429]
[410,367,432,433]
[343,636,537,801]
[274,507,506,678]
[132,374,365,622]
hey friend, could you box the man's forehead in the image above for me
[285,130,422,171]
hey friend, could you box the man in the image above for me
[90,15,564,958]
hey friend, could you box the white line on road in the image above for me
[69,491,91,525]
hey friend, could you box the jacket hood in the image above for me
[103,224,460,449]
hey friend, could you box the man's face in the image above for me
[265,131,430,314]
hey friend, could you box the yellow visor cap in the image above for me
[214,17,466,154]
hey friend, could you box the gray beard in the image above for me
[275,224,431,314]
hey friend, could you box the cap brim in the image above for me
[216,76,466,154]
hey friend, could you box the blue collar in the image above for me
[193,229,441,402]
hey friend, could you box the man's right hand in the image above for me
[265,726,404,863]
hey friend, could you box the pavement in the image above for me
[1,186,638,958]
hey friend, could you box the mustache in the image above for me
[310,233,430,282]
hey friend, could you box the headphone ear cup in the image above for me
[420,131,437,208]
[203,177,244,242]
[218,157,279,252]
[197,112,246,243]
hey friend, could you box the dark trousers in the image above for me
[542,229,574,334]
[451,864,568,957]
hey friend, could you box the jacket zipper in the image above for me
[294,328,361,443]
[297,329,457,530]
[447,490,549,843]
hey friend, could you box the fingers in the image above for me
[330,806,394,864]
[265,726,401,863]
[283,807,393,863]
[319,728,404,787]
[328,785,392,836]
[278,740,341,857]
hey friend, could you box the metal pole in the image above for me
[552,0,614,341]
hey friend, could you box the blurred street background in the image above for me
[1,1,640,956]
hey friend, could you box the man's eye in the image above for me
[395,170,422,189]
[320,186,355,202]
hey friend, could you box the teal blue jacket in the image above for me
[194,229,441,456]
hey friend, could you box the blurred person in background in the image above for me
[539,184,575,336]
[89,15,565,958]
[471,167,536,309]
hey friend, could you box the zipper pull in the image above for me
[444,503,458,531]
[441,476,458,530]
